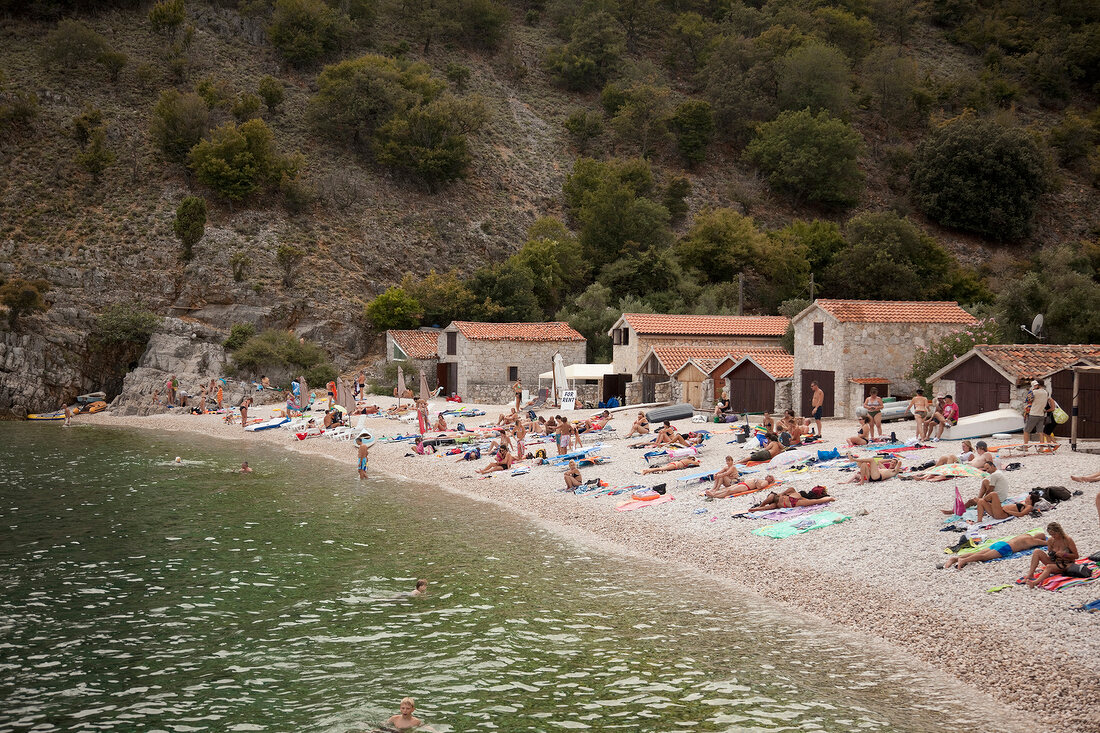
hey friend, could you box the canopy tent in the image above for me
[539,362,615,400]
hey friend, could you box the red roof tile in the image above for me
[976,344,1100,381]
[622,313,789,337]
[451,321,585,342]
[814,300,977,324]
[388,330,439,360]
[850,377,890,384]
[654,346,793,379]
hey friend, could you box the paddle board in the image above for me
[245,417,290,432]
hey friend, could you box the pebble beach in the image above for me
[83,397,1100,732]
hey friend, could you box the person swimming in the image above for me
[240,462,252,473]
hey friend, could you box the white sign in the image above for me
[561,389,577,411]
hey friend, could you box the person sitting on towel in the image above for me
[564,460,583,490]
[748,485,835,511]
[706,473,775,499]
[624,412,649,438]
[432,413,447,432]
[940,532,1049,570]
[1026,522,1079,588]
[974,486,1038,522]
[746,433,784,463]
[641,456,700,475]
[478,447,514,475]
[846,416,871,447]
[710,456,740,493]
[654,422,688,447]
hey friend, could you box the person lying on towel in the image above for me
[706,474,776,500]
[940,532,1049,570]
[641,456,699,475]
[748,486,834,511]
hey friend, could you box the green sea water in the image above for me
[0,423,1024,733]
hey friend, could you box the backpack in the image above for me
[1042,486,1071,502]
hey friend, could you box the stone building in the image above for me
[607,313,789,375]
[385,330,441,387]
[927,344,1100,436]
[791,300,977,418]
[435,321,586,403]
[627,344,791,409]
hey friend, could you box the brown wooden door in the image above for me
[945,357,1011,416]
[641,374,658,403]
[728,362,776,413]
[436,362,457,397]
[801,369,834,418]
[1052,370,1100,439]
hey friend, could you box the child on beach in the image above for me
[356,437,370,480]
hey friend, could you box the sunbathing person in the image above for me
[1070,470,1100,482]
[745,433,784,463]
[848,456,902,483]
[846,416,871,447]
[353,404,381,415]
[579,410,612,433]
[1026,521,1079,588]
[974,490,1037,522]
[710,456,739,493]
[748,486,834,512]
[432,414,447,432]
[654,422,688,447]
[386,403,411,415]
[562,459,583,490]
[940,532,1049,570]
[706,473,774,499]
[624,412,650,438]
[488,430,514,455]
[909,441,979,481]
[477,447,514,475]
[641,456,700,475]
[761,412,774,433]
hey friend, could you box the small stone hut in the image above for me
[435,321,586,403]
[791,300,978,418]
[385,330,441,387]
[718,351,795,415]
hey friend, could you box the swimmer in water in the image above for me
[410,579,427,596]
[383,697,422,730]
[240,462,252,473]
[174,456,183,465]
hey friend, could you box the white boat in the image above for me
[941,408,1024,441]
[245,417,291,432]
[856,401,913,423]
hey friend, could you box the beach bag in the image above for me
[652,483,667,495]
[1052,405,1069,424]
[1042,486,1071,502]
[1064,563,1092,579]
[817,448,839,462]
[723,414,738,423]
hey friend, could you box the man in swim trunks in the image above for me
[809,381,824,438]
[906,389,930,440]
[941,532,1048,569]
[356,437,369,480]
[710,455,739,493]
[746,433,784,463]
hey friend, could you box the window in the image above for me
[508,366,519,381]
[393,344,407,360]
[446,332,457,355]
[612,329,622,345]
[813,322,824,345]
[621,327,629,345]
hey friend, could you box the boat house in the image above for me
[791,300,978,418]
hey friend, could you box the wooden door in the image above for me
[641,374,658,403]
[728,362,776,413]
[800,369,834,418]
[685,381,702,408]
[1052,369,1100,439]
[945,357,1010,416]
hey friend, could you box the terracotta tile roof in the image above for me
[976,344,1100,381]
[814,299,977,324]
[622,313,789,337]
[451,321,585,342]
[388,330,439,360]
[655,346,793,379]
[850,377,890,384]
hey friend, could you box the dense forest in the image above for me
[1,0,1098,365]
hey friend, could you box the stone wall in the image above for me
[793,308,971,417]
[776,380,792,412]
[625,381,642,405]
[439,333,586,405]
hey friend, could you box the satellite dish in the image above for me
[1020,313,1045,341]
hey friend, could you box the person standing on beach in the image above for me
[906,389,931,440]
[809,381,824,437]
[356,437,370,480]
[166,375,177,406]
[513,379,523,411]
[216,382,224,411]
[62,400,72,427]
[240,397,252,428]
[1023,380,1053,446]
[515,419,526,458]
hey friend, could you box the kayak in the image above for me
[26,400,107,420]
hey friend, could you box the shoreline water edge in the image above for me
[77,398,1100,733]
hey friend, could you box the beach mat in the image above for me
[751,510,850,539]
[1015,560,1100,591]
[615,495,675,512]
[750,504,825,521]
[945,528,1044,556]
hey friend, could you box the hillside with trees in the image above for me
[1,0,1099,404]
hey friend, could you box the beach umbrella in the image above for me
[299,375,308,408]
[396,365,406,407]
[925,464,989,478]
[419,369,429,402]
[337,378,354,413]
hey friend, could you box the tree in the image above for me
[995,240,1100,344]
[150,89,209,163]
[173,196,206,262]
[608,83,670,159]
[468,260,542,321]
[663,175,691,223]
[75,127,115,182]
[0,277,50,329]
[555,282,620,362]
[744,108,864,208]
[668,100,714,166]
[453,0,508,51]
[511,218,588,316]
[598,245,684,301]
[268,0,352,67]
[563,109,603,152]
[95,303,161,346]
[771,219,845,276]
[545,11,625,91]
[276,243,305,287]
[911,114,1052,241]
[232,93,263,122]
[223,323,256,351]
[148,0,186,36]
[862,46,922,127]
[668,12,714,72]
[71,106,103,149]
[97,50,127,82]
[776,42,851,116]
[257,76,285,114]
[41,19,107,70]
[365,286,422,330]
[189,119,301,202]
[909,318,1004,392]
[812,7,874,62]
[401,269,477,326]
[373,96,485,188]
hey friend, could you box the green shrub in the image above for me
[445,63,471,89]
[771,219,845,274]
[776,42,851,116]
[97,49,127,82]
[71,106,103,149]
[150,89,209,163]
[0,91,39,134]
[231,329,332,378]
[400,269,477,327]
[94,302,161,345]
[223,322,256,350]
[230,252,251,282]
[862,46,922,126]
[75,127,115,182]
[257,76,285,114]
[669,100,714,166]
[563,109,603,152]
[364,285,422,329]
[373,96,485,188]
[188,119,301,202]
[232,93,263,122]
[41,19,107,69]
[663,175,691,223]
[276,243,305,286]
[1048,111,1098,168]
[280,172,315,215]
[0,277,50,329]
[173,196,206,262]
[744,109,864,208]
[669,12,714,72]
[607,83,671,159]
[454,0,508,51]
[812,7,873,61]
[545,11,624,90]
[909,318,1003,392]
[148,0,186,36]
[305,363,338,387]
[268,0,352,67]
[196,75,234,109]
[910,114,1052,240]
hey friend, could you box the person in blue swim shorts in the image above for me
[356,437,370,480]
[940,532,1049,570]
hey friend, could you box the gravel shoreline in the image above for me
[81,398,1100,732]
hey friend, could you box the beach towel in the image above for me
[925,464,989,478]
[1073,598,1100,612]
[615,495,675,512]
[1015,560,1100,591]
[674,470,717,484]
[946,528,1044,555]
[729,479,781,498]
[751,511,850,539]
[750,504,825,521]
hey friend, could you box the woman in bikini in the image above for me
[747,485,835,511]
[846,416,871,447]
[849,456,902,483]
[625,412,649,438]
[706,473,775,499]
[863,387,884,439]
[1026,522,1078,588]
[641,456,699,475]
[563,460,583,490]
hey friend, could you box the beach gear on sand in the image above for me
[923,463,989,478]
[245,417,290,432]
[615,495,675,512]
[1016,560,1100,591]
[645,403,694,423]
[751,511,850,539]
